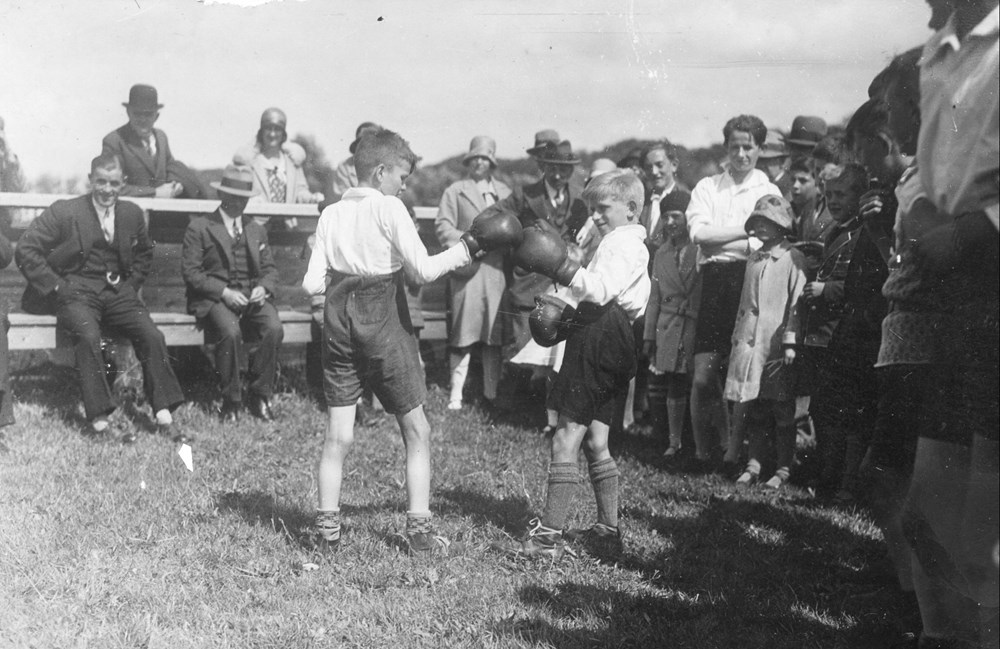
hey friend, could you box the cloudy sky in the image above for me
[1,0,931,182]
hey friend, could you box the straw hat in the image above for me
[211,165,257,198]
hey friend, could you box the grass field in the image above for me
[0,347,910,649]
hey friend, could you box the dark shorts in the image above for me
[694,261,746,355]
[549,302,636,426]
[322,271,426,415]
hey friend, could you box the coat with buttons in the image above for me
[724,240,807,403]
[643,237,702,374]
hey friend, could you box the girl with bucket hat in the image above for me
[723,195,808,490]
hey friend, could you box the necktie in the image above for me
[102,208,114,243]
[267,167,287,203]
[232,218,242,243]
[143,135,155,158]
[647,195,662,240]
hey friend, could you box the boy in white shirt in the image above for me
[302,128,516,555]
[497,169,651,559]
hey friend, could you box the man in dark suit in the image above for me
[182,165,283,422]
[478,139,590,352]
[15,154,186,440]
[101,84,204,199]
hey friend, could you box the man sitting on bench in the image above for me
[14,153,186,442]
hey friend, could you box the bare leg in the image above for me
[317,404,357,510]
[691,352,724,460]
[396,405,433,514]
[448,349,471,408]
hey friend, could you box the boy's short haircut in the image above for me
[582,168,645,208]
[869,46,922,106]
[789,156,816,177]
[353,128,419,180]
[844,98,889,147]
[641,139,679,163]
[722,115,767,147]
[825,162,868,194]
[91,153,123,175]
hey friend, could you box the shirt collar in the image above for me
[607,223,648,242]
[544,180,564,201]
[343,187,382,199]
[765,238,793,259]
[924,5,999,61]
[91,197,114,217]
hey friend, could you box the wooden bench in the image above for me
[0,194,449,350]
[5,310,446,351]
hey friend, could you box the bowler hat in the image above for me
[786,116,827,148]
[122,84,163,110]
[463,135,497,166]
[260,107,287,130]
[759,129,788,159]
[745,194,795,234]
[211,165,257,198]
[534,140,581,166]
[349,121,382,154]
[526,129,560,157]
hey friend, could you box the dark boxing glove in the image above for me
[529,294,576,347]
[512,220,581,285]
[468,211,523,252]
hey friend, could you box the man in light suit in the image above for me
[15,154,186,441]
[182,166,283,422]
[101,84,204,199]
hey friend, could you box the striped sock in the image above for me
[588,458,620,529]
[315,509,341,542]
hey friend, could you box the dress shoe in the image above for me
[219,400,241,423]
[120,430,138,444]
[249,394,274,422]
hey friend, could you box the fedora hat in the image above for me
[534,140,581,166]
[123,84,163,110]
[526,129,560,157]
[759,129,788,159]
[745,194,795,234]
[463,135,497,166]
[349,121,382,154]
[786,115,827,148]
[211,165,257,198]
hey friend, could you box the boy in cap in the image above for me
[757,129,792,200]
[497,169,650,559]
[725,195,807,489]
[303,128,519,555]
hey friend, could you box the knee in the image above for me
[214,321,242,345]
[691,371,717,395]
[583,435,609,459]
[263,320,284,343]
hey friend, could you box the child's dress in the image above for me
[645,238,702,374]
[724,240,807,403]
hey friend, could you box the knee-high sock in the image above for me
[449,350,471,403]
[541,462,579,531]
[481,345,501,401]
[588,458,620,529]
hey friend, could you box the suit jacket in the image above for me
[181,210,279,319]
[15,195,153,314]
[102,124,174,197]
[479,179,589,309]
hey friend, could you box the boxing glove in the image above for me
[468,211,524,252]
[529,294,576,347]
[513,220,581,285]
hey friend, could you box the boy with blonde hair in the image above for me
[303,128,519,554]
[498,169,650,559]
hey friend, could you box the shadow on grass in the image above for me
[435,486,534,536]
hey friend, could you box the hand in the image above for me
[859,189,887,221]
[221,287,249,310]
[153,183,175,198]
[248,286,267,304]
[803,281,825,299]
[642,340,656,358]
[783,347,796,365]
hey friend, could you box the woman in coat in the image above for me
[435,136,512,410]
[233,107,323,230]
